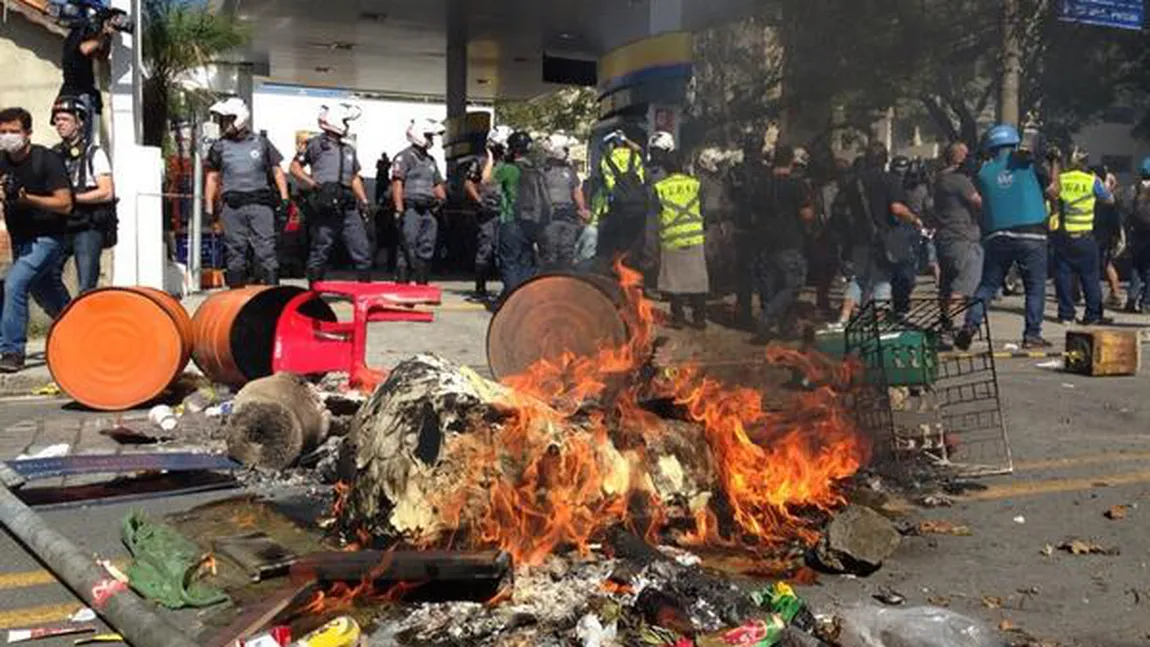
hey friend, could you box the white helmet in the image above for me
[542,133,570,160]
[649,130,675,153]
[696,147,722,172]
[208,97,250,132]
[487,125,513,149]
[407,117,445,148]
[318,103,362,137]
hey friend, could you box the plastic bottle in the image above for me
[836,604,999,647]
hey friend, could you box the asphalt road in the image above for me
[1,285,1149,646]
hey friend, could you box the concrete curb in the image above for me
[0,373,53,398]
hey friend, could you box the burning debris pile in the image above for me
[303,264,873,643]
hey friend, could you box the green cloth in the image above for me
[121,511,228,609]
[494,161,521,223]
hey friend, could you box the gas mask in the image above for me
[0,133,27,154]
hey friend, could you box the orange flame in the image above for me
[422,258,868,566]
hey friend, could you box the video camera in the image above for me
[48,0,134,35]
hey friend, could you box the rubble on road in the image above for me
[814,506,902,575]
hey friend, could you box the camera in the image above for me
[49,0,134,35]
[1,172,22,210]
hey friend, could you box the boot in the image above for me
[225,270,247,290]
[357,270,372,284]
[306,269,325,291]
[264,270,279,286]
[396,266,410,284]
[414,261,430,286]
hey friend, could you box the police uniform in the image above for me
[652,171,708,326]
[539,159,582,271]
[466,158,500,283]
[299,133,372,281]
[392,145,444,283]
[1051,168,1110,323]
[207,132,282,286]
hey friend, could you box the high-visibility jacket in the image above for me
[655,173,704,249]
[592,147,646,223]
[1052,169,1097,233]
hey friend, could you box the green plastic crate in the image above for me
[815,329,939,386]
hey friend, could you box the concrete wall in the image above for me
[0,10,62,146]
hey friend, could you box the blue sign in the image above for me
[1060,0,1144,30]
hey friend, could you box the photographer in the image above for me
[51,96,116,294]
[0,107,74,374]
[58,4,116,144]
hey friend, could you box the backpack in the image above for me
[543,163,575,209]
[514,160,551,224]
[603,151,647,219]
[1131,185,1150,234]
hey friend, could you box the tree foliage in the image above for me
[141,0,248,147]
[494,87,600,140]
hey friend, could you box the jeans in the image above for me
[965,235,1047,340]
[45,229,103,297]
[891,259,918,314]
[1130,232,1150,308]
[844,244,893,304]
[499,219,540,294]
[1052,233,1103,321]
[755,248,807,330]
[2,236,71,355]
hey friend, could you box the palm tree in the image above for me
[141,0,249,148]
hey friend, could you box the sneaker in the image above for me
[1056,318,1075,325]
[953,327,975,351]
[1079,316,1114,326]
[0,353,25,374]
[1022,336,1054,350]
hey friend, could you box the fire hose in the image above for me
[0,483,198,647]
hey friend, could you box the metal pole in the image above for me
[131,0,144,145]
[191,121,204,292]
[0,485,199,647]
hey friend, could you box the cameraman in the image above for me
[59,3,116,144]
[51,96,115,294]
[0,107,73,374]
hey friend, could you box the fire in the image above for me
[425,259,868,566]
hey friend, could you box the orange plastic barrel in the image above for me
[47,287,192,411]
[191,286,335,385]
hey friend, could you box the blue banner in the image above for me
[1060,0,1145,30]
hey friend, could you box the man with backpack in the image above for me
[496,131,541,294]
[205,97,289,288]
[538,133,589,271]
[833,142,923,327]
[594,130,650,268]
[464,126,511,301]
[1123,157,1150,313]
[49,95,116,294]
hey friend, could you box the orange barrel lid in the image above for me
[47,287,191,411]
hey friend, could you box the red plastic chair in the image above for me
[272,281,442,392]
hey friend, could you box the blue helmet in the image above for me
[984,124,1021,152]
[1140,156,1150,177]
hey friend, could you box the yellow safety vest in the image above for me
[656,173,704,250]
[592,147,646,224]
[1054,169,1097,233]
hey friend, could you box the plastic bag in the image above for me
[837,605,1000,647]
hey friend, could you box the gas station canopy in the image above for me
[220,0,759,99]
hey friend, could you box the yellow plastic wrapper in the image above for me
[292,617,361,647]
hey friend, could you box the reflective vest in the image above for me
[655,173,704,249]
[1054,169,1097,233]
[599,147,645,193]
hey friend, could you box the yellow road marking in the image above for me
[0,561,128,592]
[0,603,85,629]
[1014,450,1150,472]
[960,469,1150,501]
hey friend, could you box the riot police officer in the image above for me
[289,103,372,284]
[391,118,447,285]
[463,126,511,300]
[539,133,589,271]
[204,97,289,287]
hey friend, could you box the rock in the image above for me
[778,626,830,647]
[814,505,901,574]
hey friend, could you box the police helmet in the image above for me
[507,131,533,156]
[318,103,363,137]
[890,155,911,174]
[487,125,513,149]
[209,97,250,132]
[792,146,810,169]
[983,124,1021,152]
[51,95,89,124]
[648,130,675,153]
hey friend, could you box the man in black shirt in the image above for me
[752,145,814,341]
[0,108,74,373]
[834,142,922,326]
[60,17,114,144]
